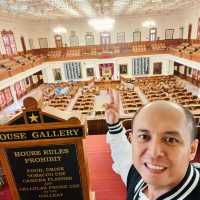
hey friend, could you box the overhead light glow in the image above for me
[53,26,67,34]
[142,20,156,28]
[88,17,115,31]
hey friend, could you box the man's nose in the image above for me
[148,138,165,158]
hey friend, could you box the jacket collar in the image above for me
[134,164,200,200]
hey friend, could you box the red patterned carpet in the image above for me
[84,135,126,200]
[0,185,12,200]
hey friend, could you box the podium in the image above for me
[0,97,94,200]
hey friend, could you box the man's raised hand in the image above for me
[104,89,120,124]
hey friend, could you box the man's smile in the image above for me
[144,162,167,173]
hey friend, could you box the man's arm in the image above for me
[105,90,132,185]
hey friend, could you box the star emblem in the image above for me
[28,113,39,123]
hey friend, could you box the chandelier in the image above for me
[53,26,67,34]
[88,17,115,32]
[142,20,156,28]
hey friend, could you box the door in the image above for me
[149,28,157,41]
[55,34,63,48]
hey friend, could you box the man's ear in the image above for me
[129,132,134,143]
[125,129,132,143]
[189,139,199,161]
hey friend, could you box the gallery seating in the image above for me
[174,42,190,52]
[132,75,200,116]
[132,44,146,53]
[151,42,167,51]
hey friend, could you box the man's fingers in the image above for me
[104,103,112,109]
[110,90,115,104]
[113,90,120,109]
[105,107,119,124]
[104,102,117,111]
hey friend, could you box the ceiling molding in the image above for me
[0,0,199,21]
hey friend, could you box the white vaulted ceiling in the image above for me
[0,0,200,20]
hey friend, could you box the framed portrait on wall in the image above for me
[119,64,128,74]
[153,62,162,74]
[86,68,94,77]
[53,68,62,81]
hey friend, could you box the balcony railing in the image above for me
[3,39,200,82]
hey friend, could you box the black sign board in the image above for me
[0,127,83,143]
[6,144,83,200]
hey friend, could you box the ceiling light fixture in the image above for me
[88,17,115,32]
[142,19,156,28]
[53,26,67,34]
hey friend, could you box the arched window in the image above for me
[165,29,174,40]
[54,35,63,48]
[149,28,157,41]
[133,31,141,42]
[85,32,95,45]
[100,32,111,45]
[117,32,125,43]
[69,31,79,47]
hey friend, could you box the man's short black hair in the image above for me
[132,101,198,141]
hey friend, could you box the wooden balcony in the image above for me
[2,39,200,82]
[31,39,184,61]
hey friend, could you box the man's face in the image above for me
[131,102,198,189]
